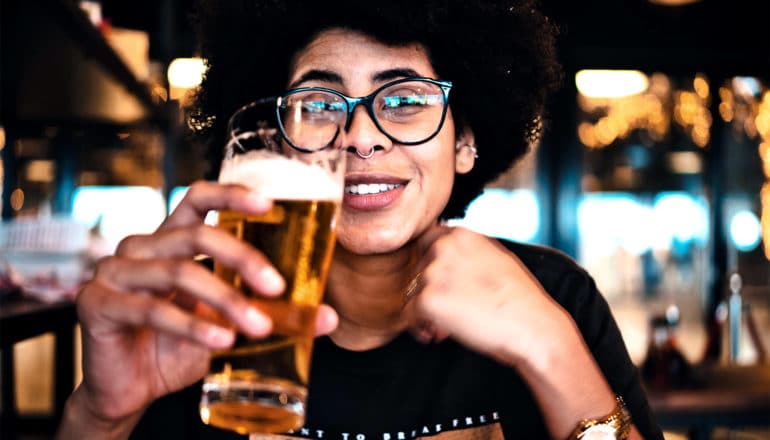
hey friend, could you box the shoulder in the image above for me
[495,239,600,317]
[496,239,584,278]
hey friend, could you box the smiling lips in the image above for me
[343,175,408,210]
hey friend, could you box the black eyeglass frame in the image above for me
[229,77,453,154]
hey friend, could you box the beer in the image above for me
[201,150,343,434]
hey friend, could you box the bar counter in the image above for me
[648,363,770,439]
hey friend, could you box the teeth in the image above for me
[345,183,401,195]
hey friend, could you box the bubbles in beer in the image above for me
[204,146,343,435]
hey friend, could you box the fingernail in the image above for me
[247,192,271,211]
[208,326,234,346]
[259,267,285,294]
[245,306,271,334]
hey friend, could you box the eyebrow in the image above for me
[289,70,343,89]
[288,67,423,90]
[372,68,422,83]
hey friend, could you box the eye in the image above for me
[378,87,443,119]
[283,92,346,125]
[300,94,344,113]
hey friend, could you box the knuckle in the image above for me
[115,234,147,257]
[422,267,448,294]
[422,264,438,282]
[453,227,474,241]
[75,282,101,316]
[191,223,214,242]
[186,181,211,200]
[190,224,220,254]
[94,256,120,278]
[432,235,452,255]
[170,259,198,285]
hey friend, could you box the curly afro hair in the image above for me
[191,0,561,219]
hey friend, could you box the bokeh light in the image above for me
[72,186,167,252]
[730,210,761,252]
[452,189,540,243]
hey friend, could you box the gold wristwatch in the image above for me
[570,396,631,440]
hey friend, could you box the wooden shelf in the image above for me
[45,0,160,115]
[1,0,168,128]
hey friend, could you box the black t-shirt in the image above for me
[130,241,664,439]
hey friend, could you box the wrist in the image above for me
[569,396,632,440]
[499,311,619,438]
[57,385,144,440]
[498,305,579,371]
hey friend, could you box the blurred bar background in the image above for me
[0,0,768,439]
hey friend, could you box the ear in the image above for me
[454,129,477,175]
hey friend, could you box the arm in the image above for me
[410,226,659,439]
[56,182,338,439]
[505,304,644,439]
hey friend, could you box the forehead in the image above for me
[289,28,437,85]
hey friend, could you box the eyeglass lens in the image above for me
[279,80,446,151]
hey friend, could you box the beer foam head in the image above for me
[219,150,343,201]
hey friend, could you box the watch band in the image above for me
[570,396,631,440]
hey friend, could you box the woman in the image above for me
[58,1,663,439]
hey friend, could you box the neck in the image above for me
[325,241,421,351]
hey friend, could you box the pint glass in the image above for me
[199,99,345,434]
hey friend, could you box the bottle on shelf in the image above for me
[641,306,692,390]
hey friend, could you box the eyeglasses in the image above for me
[230,77,453,153]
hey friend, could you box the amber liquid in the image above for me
[200,200,339,434]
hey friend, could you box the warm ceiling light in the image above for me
[667,151,703,174]
[648,0,701,5]
[575,70,650,98]
[167,57,207,89]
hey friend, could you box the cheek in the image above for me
[416,144,457,208]
[419,163,454,207]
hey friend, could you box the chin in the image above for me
[335,226,412,256]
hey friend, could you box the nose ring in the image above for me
[355,148,376,159]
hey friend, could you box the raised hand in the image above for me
[61,182,338,436]
[405,225,572,366]
[407,224,643,439]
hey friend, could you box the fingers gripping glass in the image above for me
[227,77,453,154]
